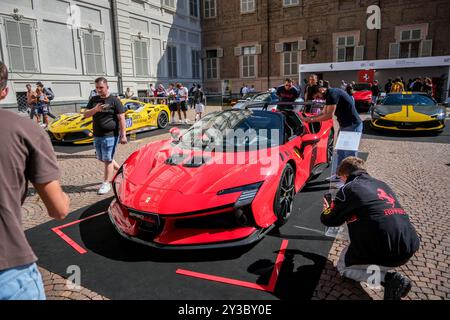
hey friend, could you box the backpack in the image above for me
[44,87,55,101]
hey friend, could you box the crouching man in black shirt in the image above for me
[321,157,420,300]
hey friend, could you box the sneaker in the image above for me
[98,182,112,195]
[184,119,190,124]
[383,272,412,300]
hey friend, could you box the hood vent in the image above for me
[165,154,189,166]
[183,156,211,168]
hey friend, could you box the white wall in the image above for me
[115,0,202,94]
[0,0,117,107]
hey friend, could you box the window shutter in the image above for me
[255,44,262,54]
[354,45,364,61]
[389,42,400,59]
[275,42,283,53]
[217,47,224,58]
[419,40,432,57]
[297,39,306,51]
[337,47,345,62]
[234,46,242,56]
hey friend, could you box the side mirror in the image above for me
[169,127,181,141]
[302,134,320,147]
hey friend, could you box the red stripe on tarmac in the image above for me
[51,212,107,255]
[176,269,269,292]
[266,239,288,292]
[176,240,289,293]
[55,212,107,230]
[51,227,87,255]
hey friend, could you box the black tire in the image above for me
[274,164,296,227]
[157,111,169,129]
[327,130,335,165]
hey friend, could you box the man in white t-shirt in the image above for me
[176,83,189,124]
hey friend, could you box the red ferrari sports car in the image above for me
[353,83,373,112]
[108,107,334,249]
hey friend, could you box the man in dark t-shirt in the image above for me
[0,61,70,300]
[304,74,319,101]
[84,77,127,195]
[303,85,362,180]
[276,78,299,109]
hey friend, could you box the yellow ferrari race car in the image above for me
[371,92,446,133]
[48,99,170,144]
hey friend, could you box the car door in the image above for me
[282,112,311,186]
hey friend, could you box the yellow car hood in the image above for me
[49,113,92,133]
[375,105,441,122]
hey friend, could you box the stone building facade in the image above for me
[201,0,450,96]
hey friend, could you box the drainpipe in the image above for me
[375,0,381,60]
[110,0,123,94]
[266,0,271,89]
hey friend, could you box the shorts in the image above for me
[94,136,119,162]
[179,101,188,111]
[0,263,46,300]
[195,103,205,113]
[169,103,179,112]
[37,105,48,115]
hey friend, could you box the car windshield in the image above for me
[253,93,270,102]
[383,94,436,106]
[353,83,371,91]
[177,110,283,151]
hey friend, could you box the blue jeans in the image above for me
[94,136,119,162]
[0,263,46,300]
[333,122,364,175]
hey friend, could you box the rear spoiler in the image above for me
[138,97,169,104]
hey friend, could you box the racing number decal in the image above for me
[126,118,133,128]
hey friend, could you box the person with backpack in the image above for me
[36,82,56,119]
[390,78,405,93]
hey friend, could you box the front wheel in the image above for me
[274,164,296,227]
[157,111,169,129]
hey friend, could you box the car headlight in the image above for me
[431,112,446,120]
[217,182,263,207]
[372,109,385,119]
[112,166,124,203]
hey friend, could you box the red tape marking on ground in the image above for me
[176,239,289,293]
[51,212,107,255]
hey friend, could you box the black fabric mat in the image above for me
[26,154,368,300]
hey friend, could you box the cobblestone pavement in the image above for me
[21,107,450,300]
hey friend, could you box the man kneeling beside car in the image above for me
[321,157,420,300]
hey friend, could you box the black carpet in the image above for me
[26,154,368,300]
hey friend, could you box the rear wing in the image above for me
[138,97,169,104]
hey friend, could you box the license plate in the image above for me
[128,210,159,225]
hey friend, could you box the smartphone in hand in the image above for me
[324,192,333,208]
